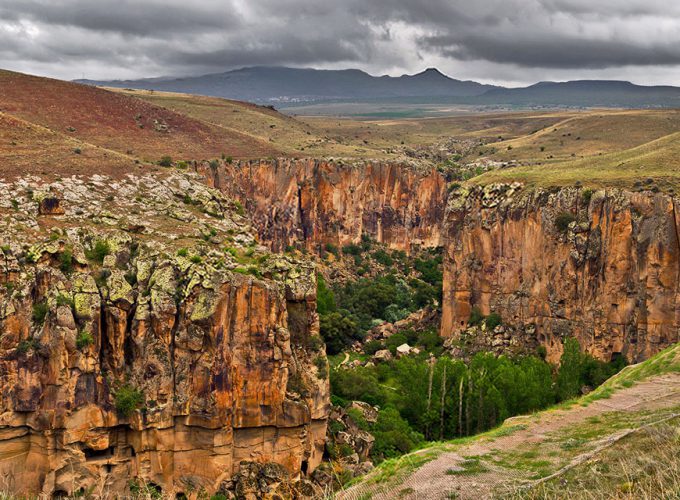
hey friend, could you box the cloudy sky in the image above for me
[2,0,680,86]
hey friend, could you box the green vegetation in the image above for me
[76,330,94,350]
[85,240,111,264]
[331,338,625,463]
[32,301,48,325]
[114,384,145,417]
[158,155,173,167]
[59,249,74,274]
[554,212,577,233]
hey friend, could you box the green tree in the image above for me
[557,338,583,400]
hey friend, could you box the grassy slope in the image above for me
[341,343,680,499]
[471,110,680,191]
[0,70,281,169]
[111,88,370,158]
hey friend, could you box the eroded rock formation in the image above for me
[198,159,449,253]
[442,184,680,363]
[0,172,329,498]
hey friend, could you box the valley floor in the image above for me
[338,372,680,499]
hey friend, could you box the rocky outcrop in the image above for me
[442,184,680,363]
[0,172,329,498]
[198,159,448,253]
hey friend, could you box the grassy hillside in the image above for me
[467,109,680,191]
[110,88,369,157]
[340,343,680,499]
[0,70,281,168]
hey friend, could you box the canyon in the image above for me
[200,158,680,364]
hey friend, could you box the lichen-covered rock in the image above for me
[0,171,329,498]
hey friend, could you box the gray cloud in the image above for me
[1,0,679,85]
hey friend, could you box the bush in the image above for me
[324,243,339,256]
[555,212,576,233]
[485,312,502,330]
[320,311,358,355]
[158,156,173,167]
[114,384,144,417]
[85,240,111,264]
[316,274,336,315]
[56,294,74,309]
[342,244,362,256]
[371,407,423,461]
[581,189,594,205]
[372,249,394,267]
[386,332,408,355]
[59,249,74,275]
[189,255,202,264]
[363,339,385,355]
[346,407,370,431]
[556,338,583,400]
[76,330,94,350]
[468,306,484,326]
[32,302,48,325]
[314,355,328,379]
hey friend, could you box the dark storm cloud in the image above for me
[1,0,679,82]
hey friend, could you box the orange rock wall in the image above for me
[442,186,680,363]
[0,255,328,497]
[199,159,448,253]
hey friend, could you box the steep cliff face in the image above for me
[0,172,328,497]
[442,184,680,363]
[199,159,448,253]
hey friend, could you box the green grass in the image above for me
[474,131,680,191]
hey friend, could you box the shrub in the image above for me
[158,156,173,167]
[342,244,362,256]
[386,332,408,355]
[371,407,423,461]
[85,240,111,264]
[324,243,339,256]
[32,302,48,325]
[316,274,336,315]
[581,189,594,205]
[189,255,202,264]
[233,200,245,216]
[363,339,385,355]
[372,249,394,267]
[76,330,94,350]
[320,311,358,355]
[346,407,370,431]
[18,338,37,354]
[555,212,576,233]
[314,356,328,379]
[485,312,502,330]
[114,384,144,417]
[468,306,484,326]
[176,248,188,257]
[56,294,74,309]
[59,249,74,275]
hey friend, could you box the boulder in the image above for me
[372,349,393,362]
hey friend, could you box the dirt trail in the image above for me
[338,373,680,500]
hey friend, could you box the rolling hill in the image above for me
[0,69,281,171]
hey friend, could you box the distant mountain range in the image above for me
[77,66,680,109]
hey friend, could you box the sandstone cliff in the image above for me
[442,184,680,363]
[0,172,328,498]
[198,159,449,253]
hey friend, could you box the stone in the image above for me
[372,349,393,362]
[396,343,411,356]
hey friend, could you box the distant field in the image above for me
[2,69,679,188]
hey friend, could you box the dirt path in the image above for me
[338,373,680,500]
